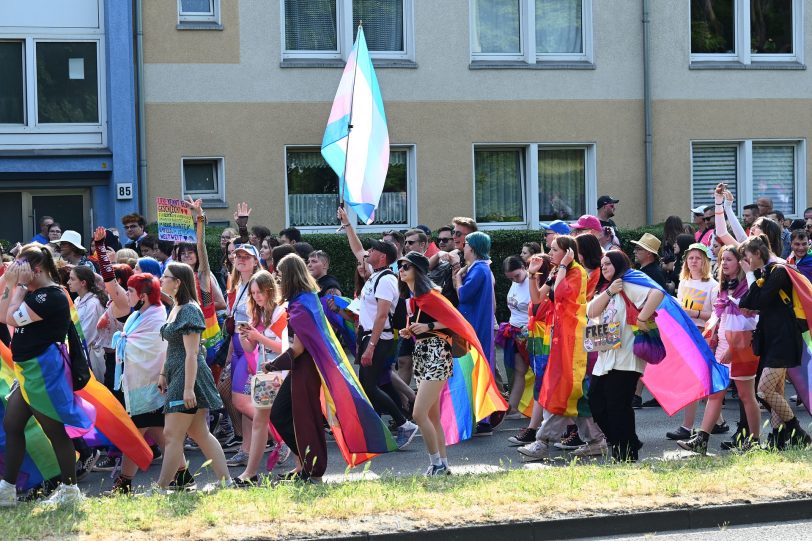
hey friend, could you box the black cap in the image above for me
[415,224,432,236]
[397,251,429,275]
[367,239,398,264]
[597,195,619,209]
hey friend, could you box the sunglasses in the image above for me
[437,237,452,243]
[404,240,419,246]
[703,216,714,222]
[452,230,464,237]
[398,262,412,271]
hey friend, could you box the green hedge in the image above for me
[150,224,668,322]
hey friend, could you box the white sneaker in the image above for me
[278,443,291,464]
[570,440,609,457]
[517,440,551,460]
[41,483,83,506]
[0,480,17,507]
[396,420,419,449]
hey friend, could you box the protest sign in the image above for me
[157,197,196,242]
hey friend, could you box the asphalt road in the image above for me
[78,384,812,495]
[583,519,812,540]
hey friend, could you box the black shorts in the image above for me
[398,336,415,357]
[131,409,165,428]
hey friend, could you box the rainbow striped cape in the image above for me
[495,323,534,417]
[321,295,357,347]
[288,291,396,467]
[624,270,730,416]
[777,265,812,416]
[527,299,553,392]
[412,290,508,445]
[538,264,590,417]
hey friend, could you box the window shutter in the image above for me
[752,145,795,215]
[691,145,737,210]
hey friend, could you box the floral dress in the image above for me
[160,303,223,413]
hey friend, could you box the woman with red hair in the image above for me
[104,272,169,494]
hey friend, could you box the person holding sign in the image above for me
[586,250,663,462]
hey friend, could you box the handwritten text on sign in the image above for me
[157,197,196,242]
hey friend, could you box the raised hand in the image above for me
[337,207,350,226]
[185,196,203,217]
[93,226,107,243]
[561,248,575,267]
[234,202,251,228]
[528,255,544,274]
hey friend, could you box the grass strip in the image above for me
[5,449,812,541]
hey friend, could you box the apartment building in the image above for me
[140,0,810,232]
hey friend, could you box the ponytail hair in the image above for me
[18,243,60,284]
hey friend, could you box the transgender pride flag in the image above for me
[321,26,390,225]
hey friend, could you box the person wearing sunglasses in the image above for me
[426,226,460,307]
[694,205,715,248]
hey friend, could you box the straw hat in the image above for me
[630,233,661,255]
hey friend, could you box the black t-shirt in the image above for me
[317,274,343,298]
[639,262,668,290]
[12,286,70,362]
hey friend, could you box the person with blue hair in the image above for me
[135,257,162,277]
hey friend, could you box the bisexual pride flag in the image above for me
[321,26,390,224]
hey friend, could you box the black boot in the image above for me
[720,421,748,451]
[784,417,812,447]
[677,430,709,454]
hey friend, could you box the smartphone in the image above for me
[235,320,250,330]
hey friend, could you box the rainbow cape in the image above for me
[538,264,590,417]
[527,299,553,398]
[412,290,508,445]
[777,265,812,416]
[623,270,730,416]
[495,323,534,417]
[321,295,357,347]
[288,291,396,467]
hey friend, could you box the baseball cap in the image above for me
[597,195,619,209]
[397,251,430,275]
[367,239,398,264]
[234,243,260,260]
[571,215,603,232]
[540,220,571,235]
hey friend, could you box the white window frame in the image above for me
[470,0,593,65]
[690,139,806,217]
[178,0,220,24]
[180,156,226,205]
[689,0,804,65]
[472,143,596,230]
[281,0,415,62]
[283,144,417,233]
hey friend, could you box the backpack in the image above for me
[373,270,408,335]
[66,323,91,390]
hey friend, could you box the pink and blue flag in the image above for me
[321,26,390,225]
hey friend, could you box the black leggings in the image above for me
[357,336,407,426]
[3,387,78,485]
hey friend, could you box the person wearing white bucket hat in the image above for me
[58,230,94,269]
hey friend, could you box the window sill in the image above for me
[469,60,595,70]
[689,61,806,70]
[199,200,229,209]
[280,58,417,69]
[176,21,224,31]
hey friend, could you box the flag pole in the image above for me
[337,21,362,232]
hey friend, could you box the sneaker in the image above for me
[474,423,493,437]
[226,451,249,467]
[642,397,660,408]
[518,440,551,460]
[183,437,200,451]
[396,420,419,449]
[22,477,59,502]
[41,483,83,506]
[208,411,223,435]
[0,480,17,508]
[711,421,730,435]
[232,476,258,488]
[631,395,643,409]
[507,427,537,446]
[555,426,586,450]
[103,476,133,497]
[676,431,709,454]
[201,479,235,493]
[570,440,609,457]
[76,449,102,482]
[150,445,163,464]
[138,484,171,497]
[92,454,118,472]
[278,443,291,464]
[427,464,450,476]
[221,434,243,450]
[666,426,694,440]
[168,468,197,492]
[216,429,234,444]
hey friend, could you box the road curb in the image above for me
[323,498,812,541]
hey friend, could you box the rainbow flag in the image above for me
[495,323,534,417]
[624,270,730,416]
[779,266,812,416]
[321,295,357,347]
[321,26,390,224]
[288,292,396,467]
[527,299,553,398]
[538,264,590,417]
[412,291,508,445]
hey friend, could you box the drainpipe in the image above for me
[642,0,653,224]
[135,0,148,216]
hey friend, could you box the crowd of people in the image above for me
[0,183,811,506]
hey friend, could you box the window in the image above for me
[36,42,98,124]
[181,158,226,205]
[285,146,415,230]
[690,0,802,65]
[691,141,805,216]
[178,0,221,25]
[471,0,592,65]
[282,0,414,62]
[474,144,595,228]
[0,41,24,124]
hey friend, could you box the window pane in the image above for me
[690,0,735,54]
[536,0,583,54]
[753,145,795,215]
[36,42,98,124]
[285,0,338,51]
[183,161,218,194]
[353,0,404,52]
[691,145,737,210]
[180,0,214,14]
[475,149,524,223]
[0,42,24,124]
[538,148,585,221]
[287,151,340,227]
[751,0,793,54]
[473,0,521,54]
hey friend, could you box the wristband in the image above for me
[606,290,615,298]
[427,322,435,331]
[16,283,28,290]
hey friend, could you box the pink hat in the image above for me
[572,215,602,232]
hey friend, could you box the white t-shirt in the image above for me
[359,270,399,340]
[506,278,530,328]
[589,282,651,376]
[677,277,718,328]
